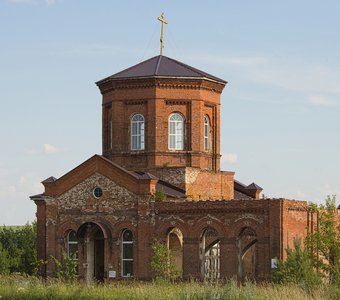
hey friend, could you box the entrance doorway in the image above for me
[78,222,105,283]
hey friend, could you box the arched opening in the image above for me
[238,227,257,282]
[77,222,105,283]
[200,228,220,279]
[168,113,184,150]
[67,230,78,258]
[121,229,133,277]
[167,228,183,277]
[131,113,145,150]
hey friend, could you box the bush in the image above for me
[0,222,36,275]
[150,239,177,282]
[273,237,322,290]
[51,250,78,283]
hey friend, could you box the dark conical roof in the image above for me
[96,55,226,84]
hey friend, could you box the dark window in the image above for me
[93,187,103,198]
[122,229,133,277]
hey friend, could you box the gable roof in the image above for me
[39,155,157,197]
[96,55,227,85]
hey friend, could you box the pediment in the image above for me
[43,155,156,197]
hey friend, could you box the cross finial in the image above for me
[157,12,168,56]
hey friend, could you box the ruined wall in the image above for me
[281,200,310,259]
[154,167,234,200]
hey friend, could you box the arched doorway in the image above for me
[200,228,220,279]
[77,222,105,283]
[167,228,183,277]
[238,227,257,282]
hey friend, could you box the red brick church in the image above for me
[31,54,312,283]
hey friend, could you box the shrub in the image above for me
[273,237,322,290]
[150,239,177,282]
[51,250,78,283]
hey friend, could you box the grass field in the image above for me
[0,275,339,300]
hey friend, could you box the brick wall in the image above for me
[99,77,225,172]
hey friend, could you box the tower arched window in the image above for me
[168,113,184,150]
[204,115,211,152]
[131,114,145,150]
[67,230,78,259]
[121,229,133,277]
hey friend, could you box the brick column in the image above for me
[182,237,200,279]
[220,237,238,279]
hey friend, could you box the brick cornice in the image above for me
[97,77,225,94]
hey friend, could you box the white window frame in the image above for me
[67,230,78,259]
[131,113,145,151]
[204,115,210,152]
[168,113,184,150]
[121,229,133,277]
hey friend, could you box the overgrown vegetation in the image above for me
[0,275,338,300]
[306,195,340,285]
[155,189,166,202]
[0,223,36,275]
[51,250,78,283]
[273,237,322,290]
[150,239,177,281]
[274,195,339,290]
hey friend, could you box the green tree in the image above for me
[151,239,177,281]
[0,222,37,275]
[273,237,322,290]
[0,243,11,274]
[306,195,340,285]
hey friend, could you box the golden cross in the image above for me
[157,12,168,56]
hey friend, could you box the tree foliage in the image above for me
[274,196,339,289]
[305,195,340,285]
[0,222,37,275]
[151,239,177,282]
[273,237,322,289]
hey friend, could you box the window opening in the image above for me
[67,230,78,259]
[131,114,145,150]
[168,113,184,150]
[121,229,133,277]
[204,115,210,152]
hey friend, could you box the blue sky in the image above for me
[1,0,339,225]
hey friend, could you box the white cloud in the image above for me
[308,95,337,107]
[44,143,58,154]
[221,153,238,164]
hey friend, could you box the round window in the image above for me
[93,187,103,198]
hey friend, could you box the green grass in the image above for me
[0,275,338,300]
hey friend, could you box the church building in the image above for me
[30,49,312,282]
